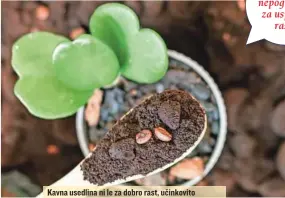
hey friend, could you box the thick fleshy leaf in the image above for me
[14,76,92,119]
[53,34,120,91]
[90,3,168,84]
[121,29,168,83]
[12,32,68,77]
[89,3,139,65]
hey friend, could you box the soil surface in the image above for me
[81,90,205,185]
[2,1,285,197]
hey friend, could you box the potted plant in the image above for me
[11,3,227,186]
[77,50,227,186]
[12,3,168,119]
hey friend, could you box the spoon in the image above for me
[36,90,207,197]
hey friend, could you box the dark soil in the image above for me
[2,1,285,197]
[81,90,205,185]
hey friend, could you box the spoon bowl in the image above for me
[37,90,206,197]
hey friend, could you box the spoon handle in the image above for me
[36,163,91,198]
[53,164,91,186]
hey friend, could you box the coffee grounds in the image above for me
[81,90,206,185]
[158,100,181,130]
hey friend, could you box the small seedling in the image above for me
[12,3,168,119]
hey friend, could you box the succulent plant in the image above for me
[12,3,168,119]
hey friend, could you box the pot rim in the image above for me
[76,50,227,186]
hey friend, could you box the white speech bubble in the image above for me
[246,0,285,45]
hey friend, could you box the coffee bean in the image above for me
[136,130,152,144]
[154,127,172,142]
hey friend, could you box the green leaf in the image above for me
[53,34,120,91]
[122,29,168,83]
[90,3,139,65]
[12,32,69,77]
[11,32,93,119]
[90,3,168,84]
[14,76,92,119]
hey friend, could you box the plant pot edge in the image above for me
[75,49,228,186]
